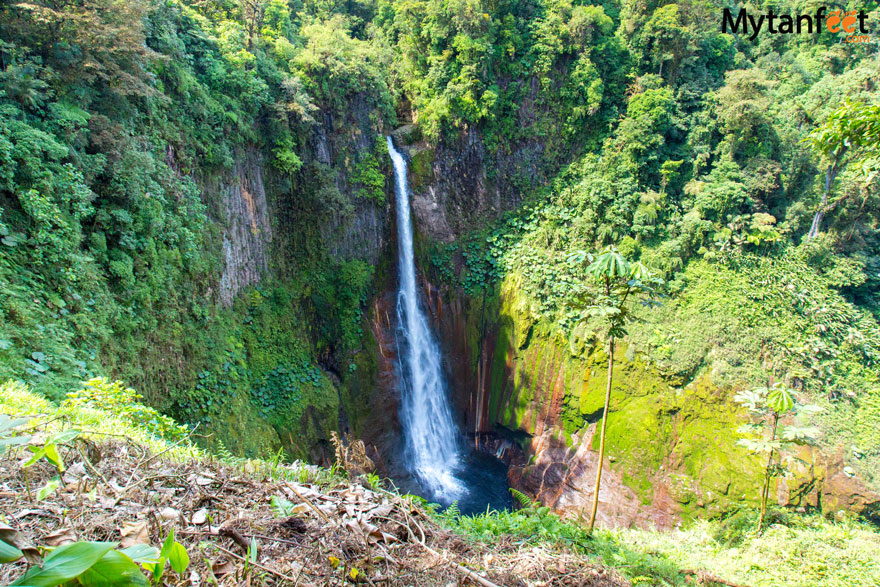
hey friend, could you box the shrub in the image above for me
[62,378,188,440]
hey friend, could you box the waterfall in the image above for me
[387,136,464,503]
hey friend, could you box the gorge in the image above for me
[1,0,879,540]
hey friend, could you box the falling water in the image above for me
[387,136,465,503]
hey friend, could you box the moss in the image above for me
[488,313,514,424]
[480,273,769,518]
[208,388,281,457]
[408,147,435,191]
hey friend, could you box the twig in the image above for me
[400,511,501,587]
[219,526,251,551]
[209,542,314,586]
[285,483,335,526]
[75,447,111,489]
[241,532,302,546]
[117,473,188,499]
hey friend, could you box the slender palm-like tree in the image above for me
[567,246,663,533]
[734,383,821,533]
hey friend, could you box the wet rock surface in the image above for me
[214,149,272,307]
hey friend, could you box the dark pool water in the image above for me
[451,449,514,515]
[392,448,513,515]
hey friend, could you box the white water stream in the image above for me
[387,136,464,502]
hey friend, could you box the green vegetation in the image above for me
[6,382,877,587]
[0,0,878,556]
[435,498,880,587]
[0,0,390,457]
[423,0,880,502]
[734,384,821,533]
[0,380,203,461]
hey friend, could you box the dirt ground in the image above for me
[0,430,632,586]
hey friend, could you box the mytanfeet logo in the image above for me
[722,6,875,43]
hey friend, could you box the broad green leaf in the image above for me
[119,544,159,564]
[0,435,31,453]
[0,538,23,563]
[248,537,258,564]
[587,248,629,281]
[767,385,795,414]
[629,261,652,281]
[0,523,40,564]
[158,530,175,561]
[167,541,189,575]
[48,429,80,445]
[11,541,117,586]
[0,415,31,435]
[77,550,149,587]
[147,531,175,582]
[781,426,821,443]
[24,446,46,468]
[733,388,767,412]
[44,444,64,472]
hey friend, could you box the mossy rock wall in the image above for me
[433,271,773,521]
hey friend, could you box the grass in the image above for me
[1,379,204,463]
[615,515,880,587]
[0,379,342,487]
[433,501,880,586]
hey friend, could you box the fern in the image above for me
[445,501,460,519]
[510,488,539,509]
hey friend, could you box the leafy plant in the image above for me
[566,246,663,533]
[62,379,187,441]
[23,428,80,473]
[0,414,32,454]
[2,539,156,587]
[142,529,189,585]
[734,383,821,533]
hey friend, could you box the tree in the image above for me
[805,100,880,239]
[567,246,663,533]
[734,383,821,534]
[240,0,268,51]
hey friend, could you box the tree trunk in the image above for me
[588,335,615,533]
[758,412,779,534]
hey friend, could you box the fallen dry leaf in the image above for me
[212,559,235,576]
[191,509,208,525]
[0,523,41,564]
[44,526,77,546]
[119,519,150,547]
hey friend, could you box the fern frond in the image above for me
[509,488,539,509]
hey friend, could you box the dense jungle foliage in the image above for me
[0,0,878,483]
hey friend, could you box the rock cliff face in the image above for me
[212,94,392,302]
[312,94,391,265]
[395,127,544,243]
[202,117,879,526]
[418,269,880,526]
[213,149,272,307]
[182,95,394,460]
